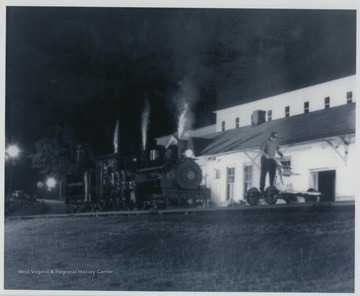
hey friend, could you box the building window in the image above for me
[215,169,221,179]
[226,167,235,201]
[235,117,240,128]
[324,97,330,109]
[221,121,225,132]
[304,101,309,114]
[267,110,272,121]
[285,106,290,118]
[244,165,253,196]
[347,91,353,104]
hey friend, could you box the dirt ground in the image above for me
[5,198,67,217]
[4,204,355,293]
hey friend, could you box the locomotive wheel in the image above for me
[264,186,278,205]
[246,187,260,206]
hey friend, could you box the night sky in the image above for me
[5,7,356,189]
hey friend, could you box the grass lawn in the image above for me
[4,205,354,292]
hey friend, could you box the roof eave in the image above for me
[198,130,355,158]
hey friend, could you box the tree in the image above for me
[30,125,78,181]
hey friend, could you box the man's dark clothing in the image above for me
[260,156,277,192]
[259,137,282,192]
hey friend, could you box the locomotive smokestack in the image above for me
[177,139,188,159]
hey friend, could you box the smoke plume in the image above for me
[174,76,199,139]
[141,97,150,150]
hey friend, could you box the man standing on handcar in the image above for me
[259,131,284,193]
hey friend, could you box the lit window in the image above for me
[221,121,225,132]
[285,106,290,118]
[324,97,330,109]
[347,92,353,104]
[304,101,309,114]
[267,110,272,121]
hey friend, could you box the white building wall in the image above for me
[338,147,358,199]
[198,152,244,205]
[197,136,356,205]
[277,139,356,200]
[215,75,356,132]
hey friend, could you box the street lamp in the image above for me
[46,177,57,191]
[6,145,20,158]
[5,144,20,203]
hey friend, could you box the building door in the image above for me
[317,170,336,201]
[212,169,222,203]
[226,168,235,201]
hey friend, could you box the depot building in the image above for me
[157,75,356,206]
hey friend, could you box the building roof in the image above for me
[199,103,356,156]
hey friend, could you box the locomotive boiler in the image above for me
[135,143,210,209]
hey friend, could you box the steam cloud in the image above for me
[178,102,189,140]
[141,97,150,150]
[174,76,199,139]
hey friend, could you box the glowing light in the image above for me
[184,149,194,158]
[6,145,20,158]
[46,178,56,189]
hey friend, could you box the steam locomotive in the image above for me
[65,138,211,212]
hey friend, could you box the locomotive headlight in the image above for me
[184,149,194,158]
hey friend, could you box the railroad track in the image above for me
[5,200,354,220]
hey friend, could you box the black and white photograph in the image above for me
[2,0,358,295]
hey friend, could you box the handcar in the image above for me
[246,158,323,206]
